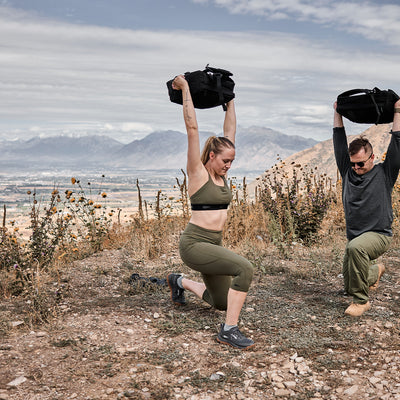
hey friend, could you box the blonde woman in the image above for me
[167,75,254,349]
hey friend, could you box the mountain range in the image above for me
[0,127,318,172]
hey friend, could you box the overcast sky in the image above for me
[1,0,400,143]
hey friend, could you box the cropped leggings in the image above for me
[179,223,254,311]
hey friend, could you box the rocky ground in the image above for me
[1,244,400,400]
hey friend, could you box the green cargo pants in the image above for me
[343,231,392,304]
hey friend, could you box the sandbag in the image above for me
[167,65,235,111]
[336,87,399,124]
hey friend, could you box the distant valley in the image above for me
[1,123,394,214]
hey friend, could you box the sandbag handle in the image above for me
[204,63,233,77]
[214,73,227,111]
[369,90,381,124]
[337,88,372,98]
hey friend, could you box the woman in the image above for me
[167,75,254,349]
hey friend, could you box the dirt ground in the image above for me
[1,243,400,400]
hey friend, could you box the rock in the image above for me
[231,361,241,368]
[296,362,311,375]
[7,376,27,387]
[283,361,294,370]
[122,390,136,398]
[274,388,291,397]
[284,381,296,389]
[348,369,358,375]
[210,373,221,381]
[343,385,359,396]
[244,379,253,390]
[0,391,10,400]
[369,377,381,385]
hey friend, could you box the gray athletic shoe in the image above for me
[217,324,255,349]
[167,273,186,305]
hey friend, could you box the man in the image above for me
[333,99,400,316]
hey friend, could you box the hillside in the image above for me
[248,123,394,195]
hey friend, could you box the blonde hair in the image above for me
[200,136,235,165]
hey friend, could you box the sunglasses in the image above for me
[350,153,373,168]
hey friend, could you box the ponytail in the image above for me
[200,136,235,165]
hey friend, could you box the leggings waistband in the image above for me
[182,223,222,245]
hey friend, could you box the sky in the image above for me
[1,0,400,143]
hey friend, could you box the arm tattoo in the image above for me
[183,89,192,120]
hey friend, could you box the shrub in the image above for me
[0,177,113,299]
[258,161,337,246]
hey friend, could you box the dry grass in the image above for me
[1,166,400,330]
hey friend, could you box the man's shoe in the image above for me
[370,264,385,291]
[167,274,186,305]
[217,324,254,349]
[344,301,371,317]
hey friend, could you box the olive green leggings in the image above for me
[179,223,254,311]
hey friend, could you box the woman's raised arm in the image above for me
[172,75,203,176]
[223,99,236,145]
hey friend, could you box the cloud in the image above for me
[194,0,400,46]
[1,3,400,143]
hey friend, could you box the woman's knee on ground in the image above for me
[202,289,228,311]
[213,300,228,311]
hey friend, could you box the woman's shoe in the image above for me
[217,324,254,349]
[167,273,186,305]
